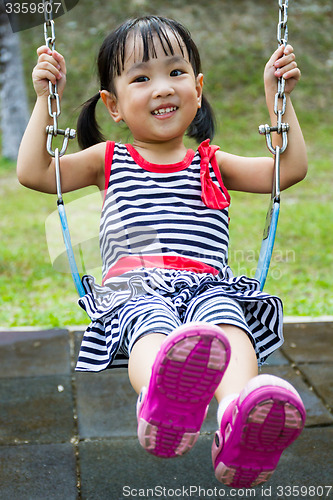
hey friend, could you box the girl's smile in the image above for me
[152,105,178,117]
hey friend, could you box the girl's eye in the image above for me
[133,76,149,83]
[170,69,184,77]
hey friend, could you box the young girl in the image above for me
[17,16,308,489]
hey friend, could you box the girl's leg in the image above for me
[212,324,306,489]
[128,325,258,400]
[129,324,231,459]
[128,333,166,395]
[214,324,258,403]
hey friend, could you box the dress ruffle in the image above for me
[76,267,283,372]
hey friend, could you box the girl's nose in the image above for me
[152,79,175,99]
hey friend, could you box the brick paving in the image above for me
[0,322,332,499]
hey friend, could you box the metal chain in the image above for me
[259,0,290,193]
[43,0,75,161]
[41,1,85,297]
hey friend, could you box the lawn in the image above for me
[0,0,332,326]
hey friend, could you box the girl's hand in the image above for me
[32,45,66,99]
[264,44,300,96]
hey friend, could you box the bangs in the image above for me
[113,16,200,77]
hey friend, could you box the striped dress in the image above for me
[76,140,283,371]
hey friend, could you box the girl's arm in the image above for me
[217,44,308,193]
[17,46,105,193]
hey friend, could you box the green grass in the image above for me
[0,180,90,326]
[1,0,332,326]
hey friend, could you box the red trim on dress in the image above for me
[102,141,115,207]
[102,255,219,284]
[125,143,195,173]
[126,140,230,210]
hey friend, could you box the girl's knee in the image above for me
[217,324,256,350]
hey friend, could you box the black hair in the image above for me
[77,16,215,149]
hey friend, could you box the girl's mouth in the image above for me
[152,106,178,116]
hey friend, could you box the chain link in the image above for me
[43,0,75,161]
[259,0,289,152]
[277,0,289,46]
[259,0,290,191]
[276,0,289,108]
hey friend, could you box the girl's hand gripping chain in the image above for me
[264,44,300,97]
[259,44,307,189]
[32,45,67,99]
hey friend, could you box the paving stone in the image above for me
[0,329,71,377]
[282,322,333,363]
[265,348,289,366]
[79,428,333,500]
[261,365,333,426]
[0,443,77,500]
[1,325,331,499]
[75,367,220,440]
[0,375,75,445]
[75,369,137,439]
[73,329,85,361]
[202,399,219,433]
[79,435,217,500]
[268,427,333,489]
[298,363,333,409]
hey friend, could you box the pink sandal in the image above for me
[212,374,306,488]
[136,322,231,458]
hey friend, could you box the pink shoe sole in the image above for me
[137,323,231,458]
[212,374,306,488]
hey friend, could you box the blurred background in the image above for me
[0,0,332,326]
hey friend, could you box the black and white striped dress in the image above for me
[76,141,283,371]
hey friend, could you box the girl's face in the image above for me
[101,30,203,147]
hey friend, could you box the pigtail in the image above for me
[187,94,216,144]
[77,93,105,150]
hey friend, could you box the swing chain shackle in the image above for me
[46,126,76,157]
[43,0,75,157]
[259,0,289,200]
[258,122,289,156]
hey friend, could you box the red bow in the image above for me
[198,139,230,210]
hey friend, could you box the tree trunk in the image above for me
[0,7,29,161]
